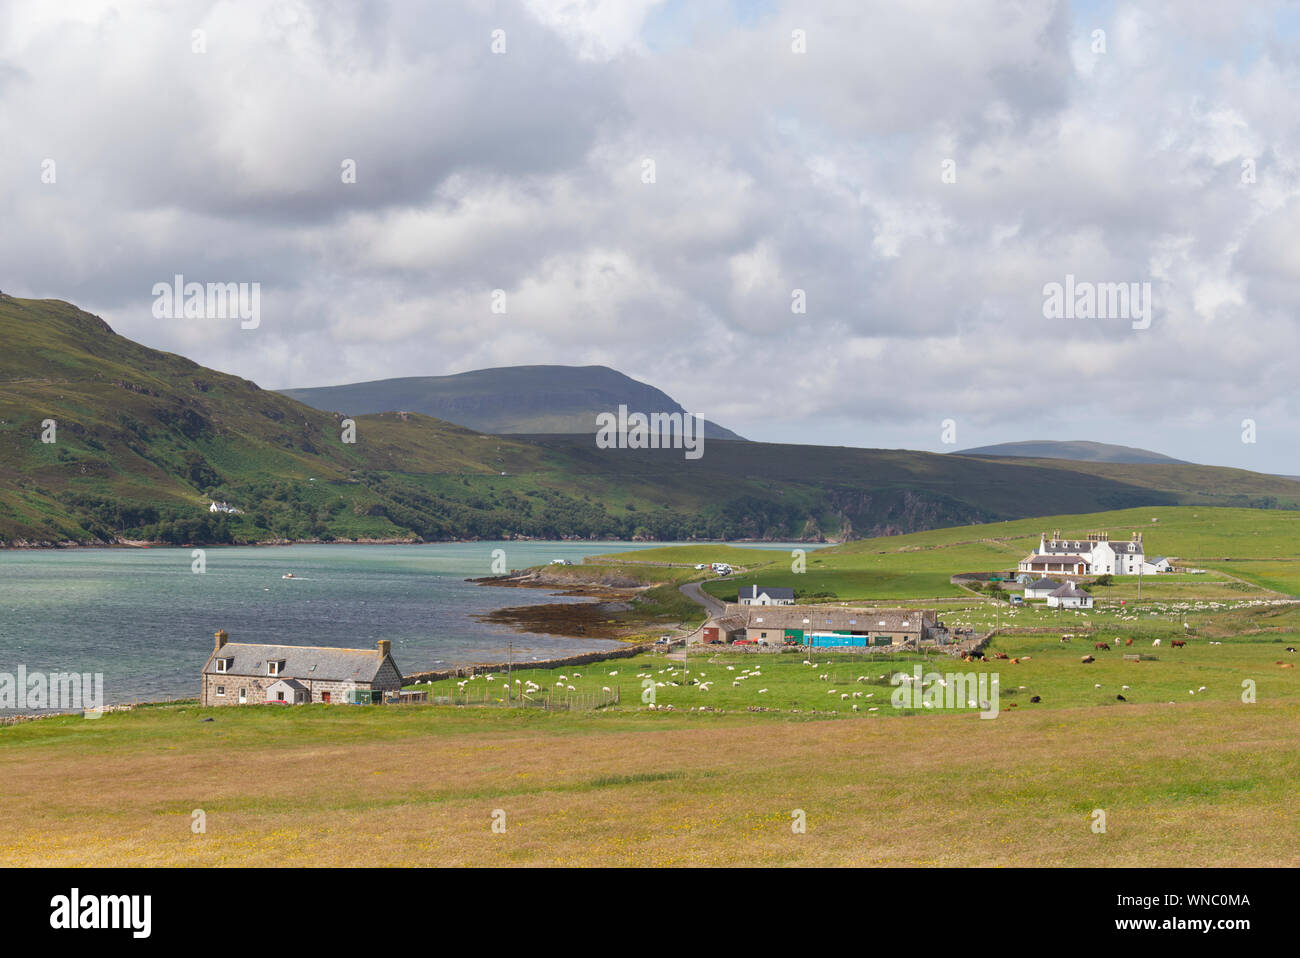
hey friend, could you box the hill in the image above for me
[279,365,745,440]
[3,295,1300,546]
[954,440,1186,464]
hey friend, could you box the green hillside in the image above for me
[598,505,1300,601]
[3,295,1300,547]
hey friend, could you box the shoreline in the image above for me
[0,535,840,551]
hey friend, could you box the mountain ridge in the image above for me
[279,365,745,440]
[954,439,1188,465]
[4,295,1300,547]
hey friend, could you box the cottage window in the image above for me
[268,660,284,676]
[216,686,225,696]
[215,659,228,673]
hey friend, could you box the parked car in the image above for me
[733,638,755,645]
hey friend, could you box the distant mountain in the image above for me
[6,296,1300,548]
[279,365,745,440]
[954,440,1187,465]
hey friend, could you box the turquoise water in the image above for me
[0,541,814,706]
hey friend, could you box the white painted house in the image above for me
[1141,556,1173,574]
[209,501,242,515]
[738,584,795,606]
[1024,577,1064,600]
[1046,581,1094,609]
[1018,530,1145,577]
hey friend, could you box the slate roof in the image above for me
[723,604,935,633]
[1049,583,1092,599]
[1027,577,1063,590]
[1026,554,1088,565]
[205,643,389,682]
[740,584,795,601]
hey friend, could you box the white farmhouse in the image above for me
[1018,530,1144,577]
[738,584,795,606]
[209,501,242,515]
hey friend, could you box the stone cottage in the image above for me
[200,630,404,706]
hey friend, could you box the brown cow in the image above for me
[994,652,1009,660]
[1171,639,1187,648]
[1081,655,1095,663]
[1124,638,1133,647]
[1095,642,1110,651]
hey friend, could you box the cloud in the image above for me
[2,0,1300,471]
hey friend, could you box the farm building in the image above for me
[1142,556,1173,574]
[701,613,748,644]
[1046,582,1094,609]
[200,630,404,706]
[1018,529,1145,576]
[738,584,795,605]
[1024,576,1064,599]
[715,604,943,647]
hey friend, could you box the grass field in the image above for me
[6,503,1300,867]
[3,612,1297,867]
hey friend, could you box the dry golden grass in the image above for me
[2,697,1297,867]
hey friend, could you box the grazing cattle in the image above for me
[1116,694,1127,702]
[1059,636,1071,644]
[1171,639,1186,648]
[1281,663,1295,669]
[1286,647,1296,653]
[1009,657,1019,664]
[1006,702,1019,709]
[1081,655,1095,663]
[1124,638,1133,647]
[994,652,1009,660]
[1029,695,1041,703]
[1095,642,1110,651]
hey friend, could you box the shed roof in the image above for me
[724,604,934,633]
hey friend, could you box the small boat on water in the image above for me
[282,572,297,579]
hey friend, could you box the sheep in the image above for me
[840,693,849,700]
[1152,639,1161,647]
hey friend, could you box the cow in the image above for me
[994,652,1009,660]
[1029,695,1041,703]
[1124,638,1133,647]
[1095,642,1110,651]
[1171,639,1186,648]
[1060,635,1072,643]
[1081,655,1095,663]
[1153,639,1161,647]
[1116,694,1127,702]
[1287,647,1296,653]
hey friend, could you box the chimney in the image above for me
[214,629,228,653]
[377,639,391,658]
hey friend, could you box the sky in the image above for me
[2,0,1299,471]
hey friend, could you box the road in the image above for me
[679,578,727,617]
